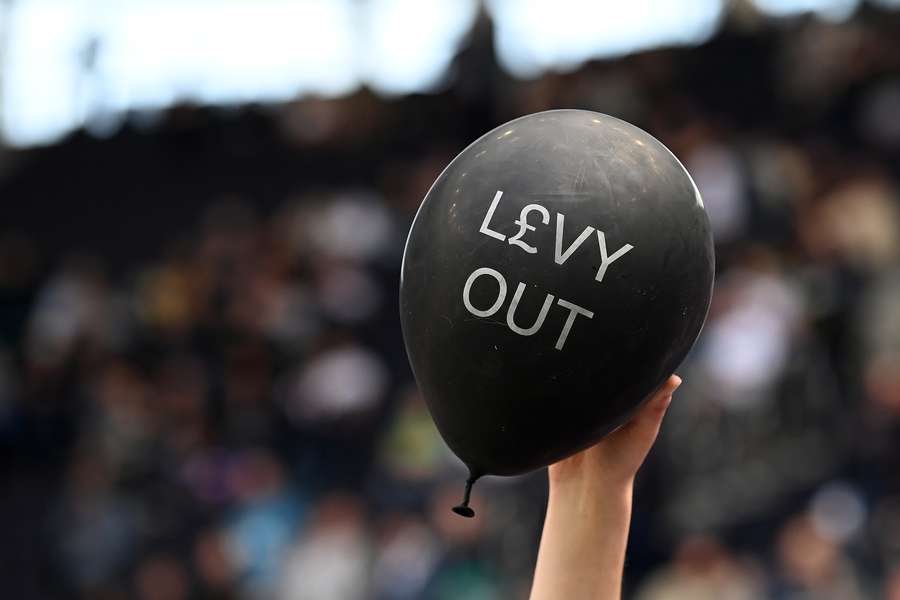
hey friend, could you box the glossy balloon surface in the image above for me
[400,110,714,477]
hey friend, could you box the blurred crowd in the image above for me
[3,7,900,600]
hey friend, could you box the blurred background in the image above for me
[1,0,900,598]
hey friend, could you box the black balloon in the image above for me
[400,110,714,516]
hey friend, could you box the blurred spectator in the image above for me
[887,566,900,600]
[421,485,501,599]
[372,512,440,600]
[377,386,451,483]
[634,536,763,600]
[278,494,370,600]
[283,342,387,425]
[193,529,239,600]
[225,449,302,598]
[133,553,189,600]
[772,513,867,599]
[51,450,137,595]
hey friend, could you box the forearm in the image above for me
[529,376,678,600]
[530,478,633,600]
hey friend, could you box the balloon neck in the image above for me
[452,473,480,518]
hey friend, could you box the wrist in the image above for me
[549,468,634,500]
[548,474,633,519]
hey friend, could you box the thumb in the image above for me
[606,375,681,453]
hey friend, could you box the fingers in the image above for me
[610,375,681,447]
[549,374,684,488]
[655,374,682,405]
[641,374,681,422]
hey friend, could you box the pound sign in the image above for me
[507,203,550,254]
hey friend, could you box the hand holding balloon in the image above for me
[548,374,682,492]
[530,375,682,600]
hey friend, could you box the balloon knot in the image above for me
[451,476,477,518]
